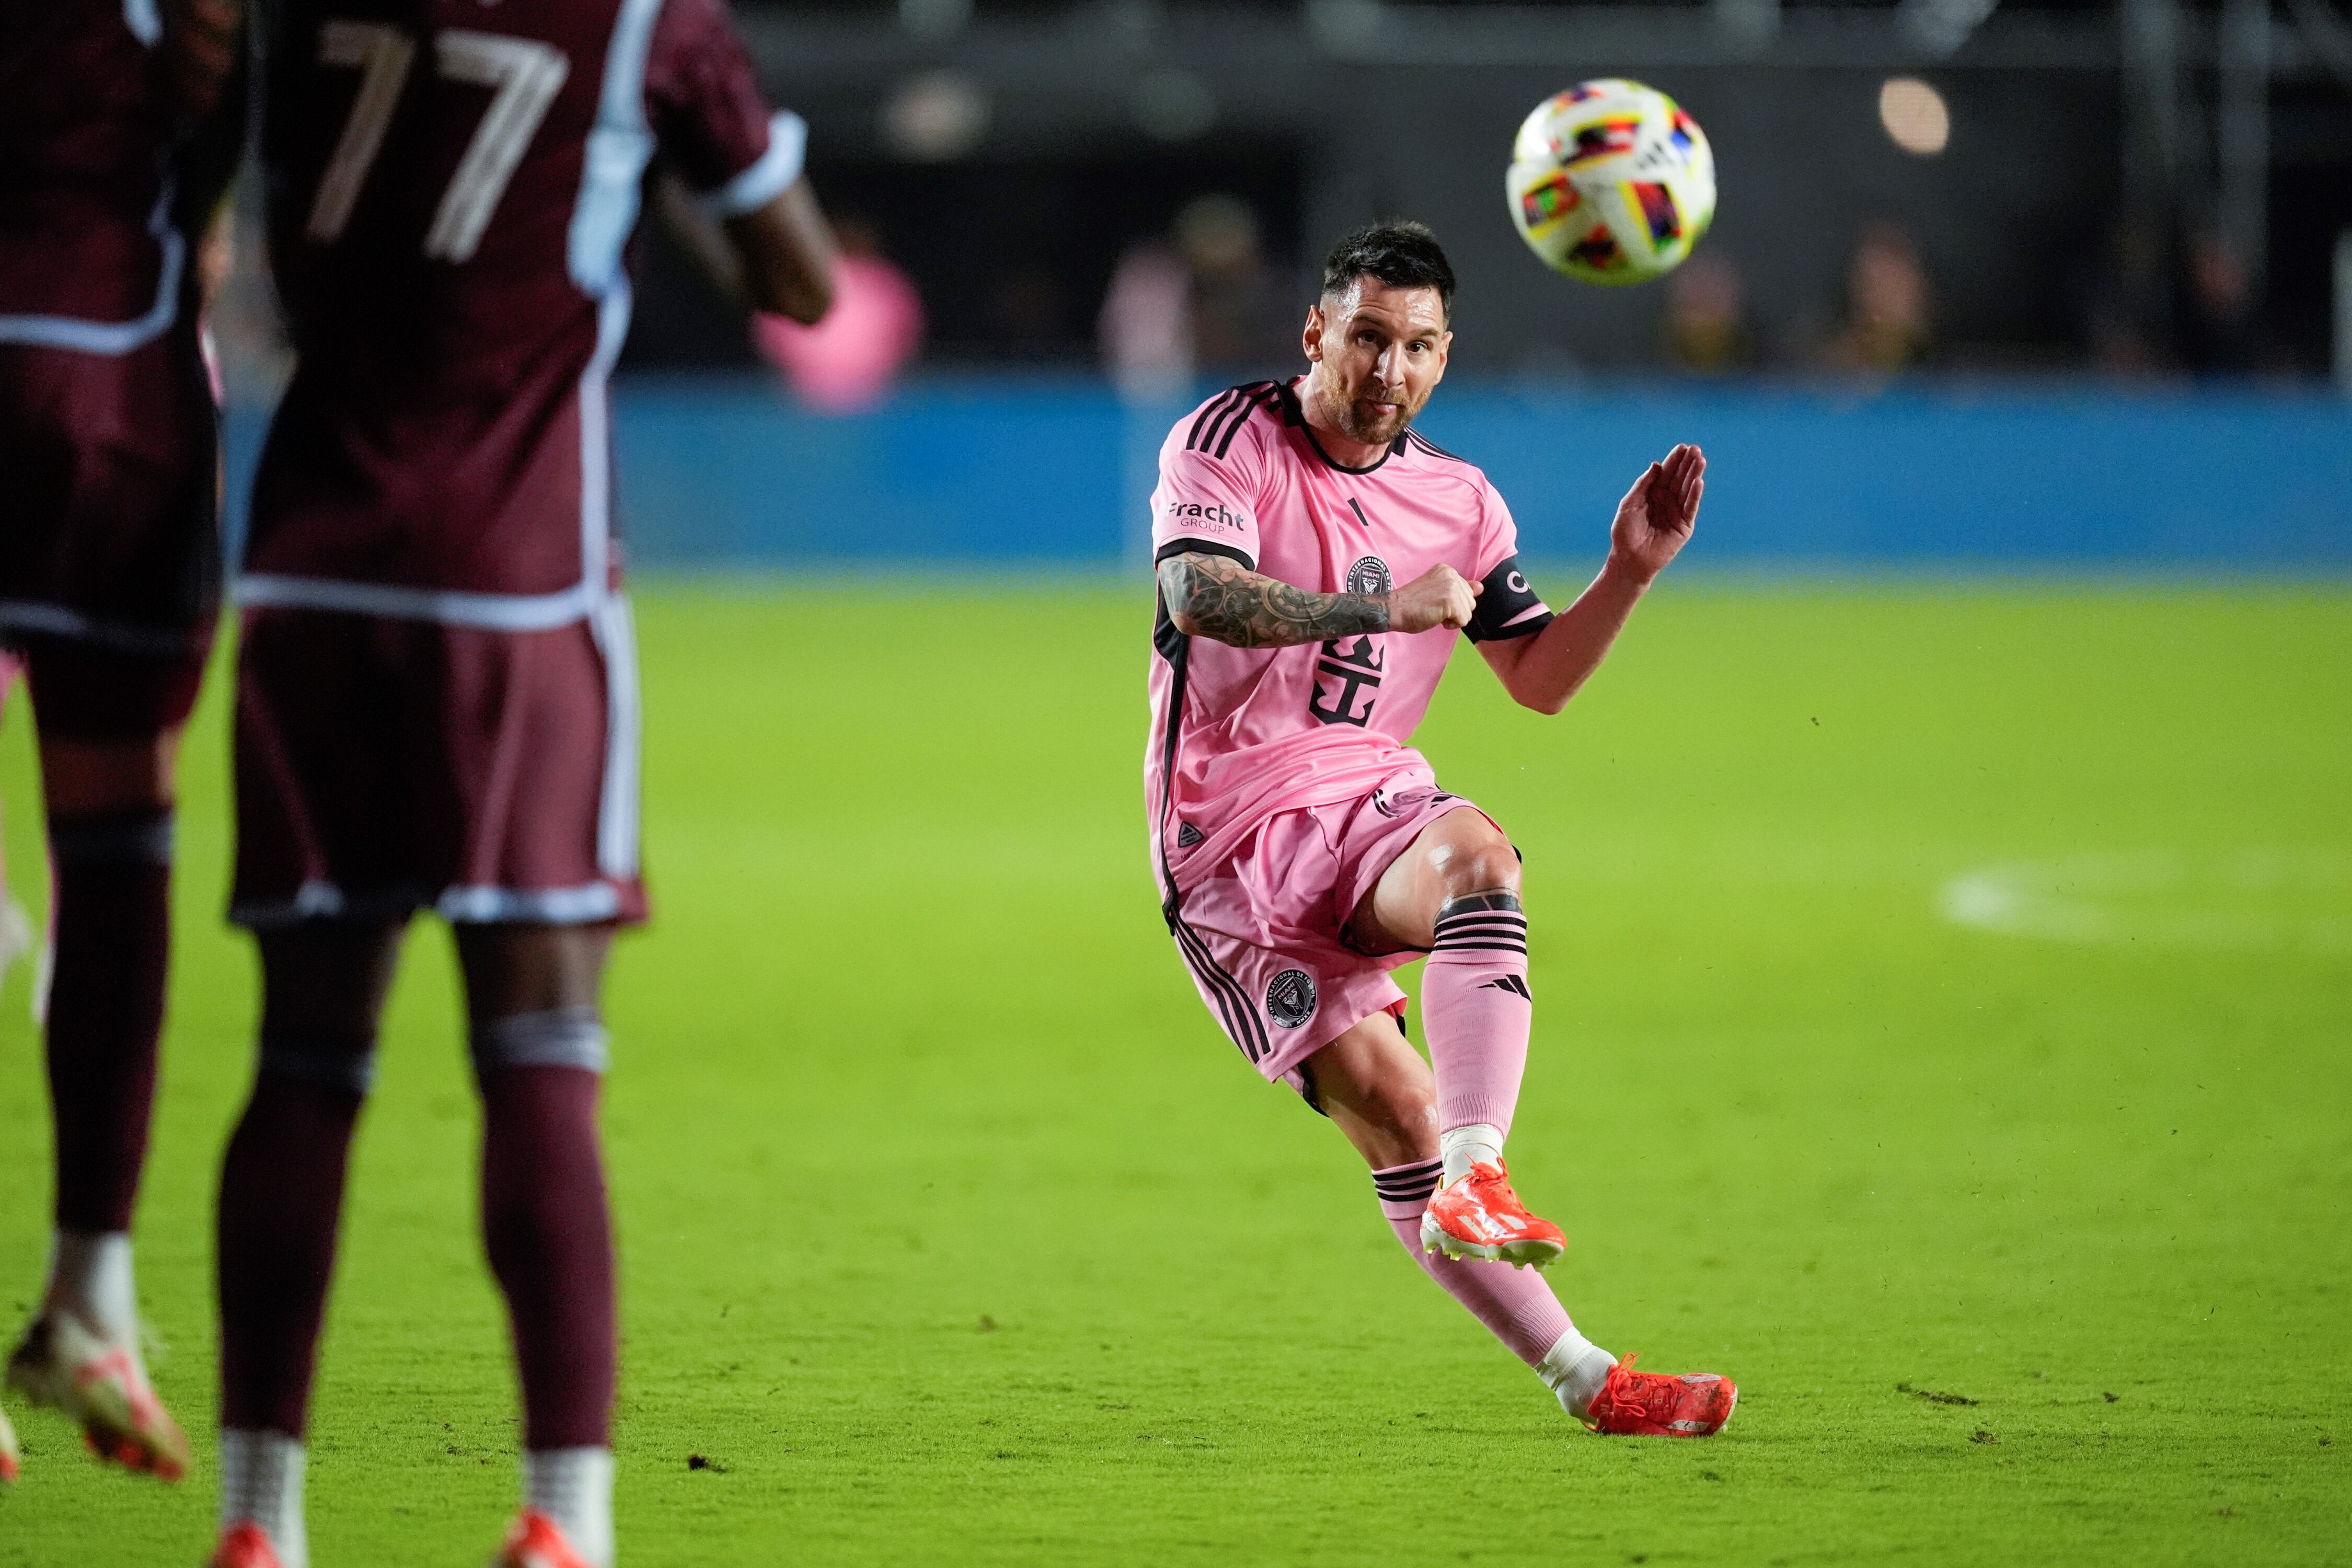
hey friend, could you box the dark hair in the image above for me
[1320,221,1456,318]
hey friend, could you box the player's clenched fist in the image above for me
[1388,562,1481,633]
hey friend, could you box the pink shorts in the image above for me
[1164,768,1497,1098]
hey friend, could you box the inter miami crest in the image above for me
[1265,968,1318,1029]
[1345,556,1393,596]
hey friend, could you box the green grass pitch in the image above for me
[1,579,2346,1564]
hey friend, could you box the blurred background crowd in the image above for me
[203,0,2352,411]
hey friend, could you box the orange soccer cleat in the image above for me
[1419,1160,1567,1269]
[206,1522,289,1568]
[489,1509,597,1568]
[5,1311,189,1481]
[1,1397,18,1484]
[1582,1354,1738,1437]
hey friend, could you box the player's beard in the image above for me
[1331,379,1424,448]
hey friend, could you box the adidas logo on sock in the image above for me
[1478,975,1532,1000]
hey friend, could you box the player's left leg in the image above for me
[1341,810,1739,1436]
[1304,1010,1625,1422]
[1346,807,1562,1267]
[1312,997,1737,1435]
[457,920,619,1568]
[4,638,206,1481]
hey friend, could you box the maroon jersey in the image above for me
[0,1,186,339]
[0,0,227,657]
[243,0,798,624]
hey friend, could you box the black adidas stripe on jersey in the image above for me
[1186,381,1280,460]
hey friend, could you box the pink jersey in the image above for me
[1145,377,1553,905]
[243,0,803,626]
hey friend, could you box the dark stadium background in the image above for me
[204,0,2352,572]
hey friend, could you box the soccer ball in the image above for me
[1506,79,1716,287]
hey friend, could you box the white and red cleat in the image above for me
[1582,1354,1738,1437]
[206,1522,290,1568]
[4,1310,190,1481]
[1,1397,19,1484]
[489,1509,597,1568]
[1420,1159,1567,1269]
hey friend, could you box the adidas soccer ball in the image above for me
[1506,79,1716,287]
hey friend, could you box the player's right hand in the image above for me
[1388,563,1480,633]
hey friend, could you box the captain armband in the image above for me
[1463,555,1554,643]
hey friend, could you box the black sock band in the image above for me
[1432,892,1527,955]
[1373,1157,1444,1207]
[48,807,174,868]
[259,1028,379,1096]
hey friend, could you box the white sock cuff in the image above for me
[220,1429,308,1568]
[526,1447,615,1568]
[1438,1123,1506,1186]
[44,1230,137,1342]
[1535,1327,1618,1421]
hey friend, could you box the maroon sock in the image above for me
[479,1064,615,1450]
[216,1053,368,1435]
[44,809,174,1234]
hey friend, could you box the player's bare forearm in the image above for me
[653,174,748,304]
[1157,552,1390,649]
[728,179,837,324]
[654,175,837,324]
[1481,557,1653,714]
[1485,444,1703,713]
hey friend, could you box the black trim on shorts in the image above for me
[1291,1058,1327,1116]
[1151,590,1270,1066]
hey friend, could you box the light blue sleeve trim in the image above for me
[0,183,182,354]
[123,0,161,46]
[566,0,665,296]
[701,111,805,219]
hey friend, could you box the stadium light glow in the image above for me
[1878,77,1951,155]
[881,71,990,162]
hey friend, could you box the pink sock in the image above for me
[1372,1158,1571,1366]
[1422,893,1531,1138]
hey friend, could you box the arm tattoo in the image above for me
[1157,551,1391,649]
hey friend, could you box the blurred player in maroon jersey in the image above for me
[0,0,244,1490]
[203,1,834,1563]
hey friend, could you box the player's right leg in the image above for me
[1306,1012,1735,1436]
[455,920,619,1568]
[211,919,403,1568]
[1344,806,1565,1269]
[4,640,209,1483]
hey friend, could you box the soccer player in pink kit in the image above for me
[200,0,834,1564]
[1148,222,1735,1438]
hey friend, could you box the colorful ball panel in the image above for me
[1506,79,1715,286]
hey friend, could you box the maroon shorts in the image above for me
[230,602,647,929]
[0,326,220,739]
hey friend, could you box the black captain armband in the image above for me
[1464,556,1553,643]
[1155,537,1255,572]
